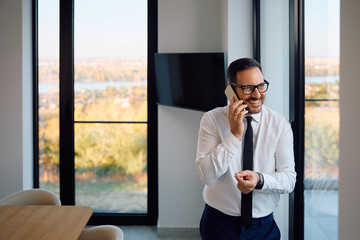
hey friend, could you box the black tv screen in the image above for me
[154,52,227,112]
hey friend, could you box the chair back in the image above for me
[78,225,124,240]
[0,189,61,206]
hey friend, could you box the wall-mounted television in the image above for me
[154,52,227,112]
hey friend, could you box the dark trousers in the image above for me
[200,204,281,240]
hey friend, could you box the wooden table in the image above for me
[0,205,93,240]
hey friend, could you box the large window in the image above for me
[35,0,157,224]
[73,0,148,214]
[304,0,339,239]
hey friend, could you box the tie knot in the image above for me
[246,116,253,124]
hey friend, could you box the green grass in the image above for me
[40,181,147,213]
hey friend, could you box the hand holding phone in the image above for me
[225,83,249,140]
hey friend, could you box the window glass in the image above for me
[304,0,340,239]
[74,123,147,213]
[38,0,60,196]
[74,0,147,122]
[74,0,148,213]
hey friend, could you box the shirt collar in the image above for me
[247,111,261,123]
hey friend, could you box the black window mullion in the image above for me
[33,0,40,188]
[252,0,261,63]
[289,0,305,239]
[74,121,148,124]
[59,0,75,205]
[147,0,158,225]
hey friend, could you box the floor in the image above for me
[304,190,338,240]
[117,226,201,240]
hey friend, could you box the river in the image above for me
[39,80,147,93]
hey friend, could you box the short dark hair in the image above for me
[227,58,262,83]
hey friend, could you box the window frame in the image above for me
[289,0,305,239]
[33,0,158,225]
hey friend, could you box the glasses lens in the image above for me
[242,86,254,95]
[258,83,266,92]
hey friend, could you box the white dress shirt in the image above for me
[195,105,296,218]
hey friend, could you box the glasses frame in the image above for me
[230,80,269,95]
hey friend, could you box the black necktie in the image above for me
[241,116,253,229]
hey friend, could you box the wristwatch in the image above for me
[255,172,264,189]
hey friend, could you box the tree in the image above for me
[305,115,339,178]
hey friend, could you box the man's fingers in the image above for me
[230,99,246,111]
[234,106,248,119]
[236,178,253,188]
[235,171,257,191]
[235,173,244,183]
[229,100,244,115]
[235,170,251,178]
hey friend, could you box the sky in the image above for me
[38,0,340,59]
[39,0,147,59]
[305,0,340,58]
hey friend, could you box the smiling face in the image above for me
[233,67,266,114]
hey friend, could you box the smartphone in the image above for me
[224,83,239,101]
[225,83,249,111]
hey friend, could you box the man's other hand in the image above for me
[234,170,260,194]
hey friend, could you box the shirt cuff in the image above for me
[261,173,271,190]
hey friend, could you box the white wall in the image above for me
[158,0,227,54]
[260,0,289,117]
[260,1,290,239]
[0,0,33,199]
[157,0,228,228]
[228,0,253,62]
[158,106,205,228]
[22,0,34,191]
[339,0,360,239]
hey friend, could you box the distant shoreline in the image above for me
[38,80,147,93]
[305,75,339,84]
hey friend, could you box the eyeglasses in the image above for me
[230,80,269,95]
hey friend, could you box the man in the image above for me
[195,58,296,239]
